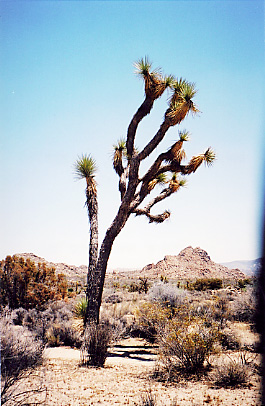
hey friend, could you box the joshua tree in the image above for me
[75,57,215,324]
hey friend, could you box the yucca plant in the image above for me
[166,131,189,163]
[74,154,97,198]
[75,57,215,326]
[74,297,88,322]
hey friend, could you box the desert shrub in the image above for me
[100,300,136,339]
[1,314,45,405]
[219,328,241,350]
[230,287,256,323]
[46,322,81,347]
[128,277,150,294]
[135,303,172,343]
[212,357,249,387]
[211,295,230,328]
[156,316,218,379]
[23,300,82,347]
[237,278,253,289]
[190,278,223,291]
[148,283,186,309]
[81,322,113,367]
[0,255,68,310]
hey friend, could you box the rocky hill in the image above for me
[139,246,246,280]
[14,247,247,282]
[15,253,87,283]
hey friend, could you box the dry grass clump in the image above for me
[212,355,250,388]
[134,388,157,406]
[80,322,113,367]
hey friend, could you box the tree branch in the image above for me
[134,208,171,223]
[138,119,170,161]
[126,96,154,159]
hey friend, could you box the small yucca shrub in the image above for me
[81,322,113,367]
[74,297,88,321]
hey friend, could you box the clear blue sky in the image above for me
[1,1,264,269]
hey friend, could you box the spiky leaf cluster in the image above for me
[185,148,216,174]
[75,154,97,197]
[134,57,175,100]
[147,173,168,192]
[112,138,127,176]
[166,79,199,126]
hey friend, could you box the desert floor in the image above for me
[21,337,261,406]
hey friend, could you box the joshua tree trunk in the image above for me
[76,58,215,325]
[84,193,99,324]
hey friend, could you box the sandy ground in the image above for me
[16,337,261,406]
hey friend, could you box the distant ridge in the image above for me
[221,258,261,276]
[138,246,246,280]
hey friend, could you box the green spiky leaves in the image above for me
[74,154,97,180]
[179,129,190,142]
[134,56,175,100]
[112,138,127,176]
[169,173,187,192]
[166,79,199,126]
[74,154,97,196]
[185,148,216,174]
[147,172,168,191]
[203,148,216,166]
[134,56,153,77]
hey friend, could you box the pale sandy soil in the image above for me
[18,337,261,406]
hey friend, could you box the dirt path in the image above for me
[22,338,261,405]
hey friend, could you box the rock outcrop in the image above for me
[140,246,245,280]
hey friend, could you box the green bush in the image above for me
[237,278,253,289]
[190,278,223,291]
[128,277,150,293]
